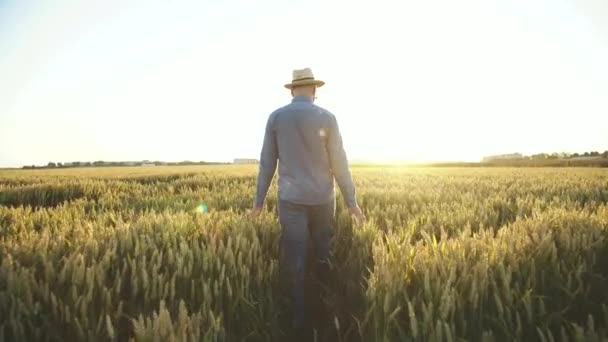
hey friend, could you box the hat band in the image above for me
[292,77,315,82]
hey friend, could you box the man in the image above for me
[252,68,365,335]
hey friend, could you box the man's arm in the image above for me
[254,114,278,208]
[326,114,358,209]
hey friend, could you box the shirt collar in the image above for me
[291,96,314,103]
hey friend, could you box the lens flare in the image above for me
[193,203,208,213]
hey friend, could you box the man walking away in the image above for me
[252,68,366,339]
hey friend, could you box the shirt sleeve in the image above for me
[254,113,278,207]
[326,113,358,208]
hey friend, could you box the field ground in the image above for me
[1,166,608,341]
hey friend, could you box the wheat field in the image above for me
[1,166,607,342]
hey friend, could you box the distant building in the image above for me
[141,163,156,167]
[233,158,259,164]
[482,153,523,162]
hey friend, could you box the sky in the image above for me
[1,0,607,167]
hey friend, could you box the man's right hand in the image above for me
[348,206,367,223]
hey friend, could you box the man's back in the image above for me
[254,96,357,208]
[253,68,365,336]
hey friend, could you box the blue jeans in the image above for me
[277,198,335,330]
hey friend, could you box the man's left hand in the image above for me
[250,205,263,218]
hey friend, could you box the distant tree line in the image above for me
[20,151,608,169]
[481,150,608,168]
[22,160,229,169]
[527,151,608,160]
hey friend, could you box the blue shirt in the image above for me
[255,96,358,208]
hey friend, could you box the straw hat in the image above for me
[284,68,325,89]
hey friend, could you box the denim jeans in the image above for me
[277,198,335,330]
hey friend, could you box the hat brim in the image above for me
[284,79,325,89]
